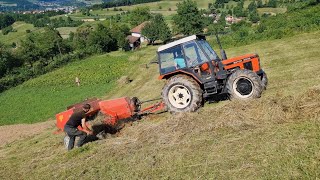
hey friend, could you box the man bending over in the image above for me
[64,104,93,150]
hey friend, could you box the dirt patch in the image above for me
[0,120,55,147]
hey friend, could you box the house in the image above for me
[225,15,244,24]
[126,21,149,50]
[126,35,140,50]
[130,21,149,42]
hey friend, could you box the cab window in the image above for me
[183,41,209,67]
[198,40,219,61]
[159,45,186,74]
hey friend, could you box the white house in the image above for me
[126,21,149,50]
[130,21,149,43]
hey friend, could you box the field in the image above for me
[66,0,287,28]
[0,21,43,45]
[0,52,145,125]
[257,7,287,15]
[56,27,78,39]
[0,30,319,179]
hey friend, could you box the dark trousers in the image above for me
[64,125,87,150]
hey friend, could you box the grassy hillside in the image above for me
[0,21,42,45]
[0,31,319,179]
[0,51,147,125]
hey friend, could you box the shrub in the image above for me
[2,25,13,35]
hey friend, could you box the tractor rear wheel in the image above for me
[227,69,263,99]
[162,75,202,113]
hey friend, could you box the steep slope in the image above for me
[0,31,319,179]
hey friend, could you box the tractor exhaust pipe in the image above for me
[215,34,227,60]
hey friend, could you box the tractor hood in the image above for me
[221,53,261,72]
[222,53,258,65]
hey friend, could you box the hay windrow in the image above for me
[104,87,320,149]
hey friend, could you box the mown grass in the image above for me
[0,31,319,179]
[0,52,144,125]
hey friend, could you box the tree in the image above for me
[129,7,152,26]
[2,25,13,35]
[86,24,117,53]
[0,42,22,78]
[248,1,257,12]
[73,25,92,51]
[110,23,131,49]
[249,10,260,23]
[207,11,226,35]
[233,1,247,17]
[0,14,15,29]
[142,14,171,44]
[257,0,263,8]
[267,0,277,8]
[19,28,65,67]
[173,0,204,35]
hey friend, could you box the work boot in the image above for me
[63,135,70,150]
[96,131,107,140]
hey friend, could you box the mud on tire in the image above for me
[227,69,263,99]
[162,75,202,113]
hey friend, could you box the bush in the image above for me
[2,25,13,35]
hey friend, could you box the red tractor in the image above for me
[157,35,267,112]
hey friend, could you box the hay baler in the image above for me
[55,97,165,133]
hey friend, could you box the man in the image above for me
[174,50,186,69]
[64,104,93,150]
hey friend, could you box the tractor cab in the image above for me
[158,35,222,80]
[158,35,227,97]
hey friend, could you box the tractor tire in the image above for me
[162,75,202,113]
[261,71,268,90]
[227,69,263,100]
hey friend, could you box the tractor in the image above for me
[157,35,268,113]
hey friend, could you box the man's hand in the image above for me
[82,118,93,135]
[87,130,93,135]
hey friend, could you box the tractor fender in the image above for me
[158,70,202,85]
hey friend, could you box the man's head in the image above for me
[82,104,91,113]
[176,50,182,57]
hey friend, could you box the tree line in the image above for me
[90,0,161,10]
[0,11,83,32]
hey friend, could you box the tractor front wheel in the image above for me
[261,71,268,90]
[227,69,263,99]
[162,75,202,113]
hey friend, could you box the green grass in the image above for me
[257,7,287,15]
[0,21,43,46]
[67,0,213,22]
[64,0,288,29]
[56,27,78,39]
[0,52,142,125]
[0,31,319,179]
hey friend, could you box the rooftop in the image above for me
[130,21,149,33]
[157,35,198,52]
